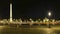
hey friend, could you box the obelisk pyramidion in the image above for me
[10,3,12,22]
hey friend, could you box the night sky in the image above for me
[0,0,60,20]
[0,0,9,19]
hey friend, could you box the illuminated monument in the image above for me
[10,3,12,22]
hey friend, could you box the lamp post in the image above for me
[48,12,51,28]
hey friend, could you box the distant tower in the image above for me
[10,3,12,22]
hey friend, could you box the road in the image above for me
[0,25,60,34]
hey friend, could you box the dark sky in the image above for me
[0,0,60,19]
[0,0,9,19]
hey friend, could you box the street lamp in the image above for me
[48,12,51,28]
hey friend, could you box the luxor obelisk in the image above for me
[10,2,12,22]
